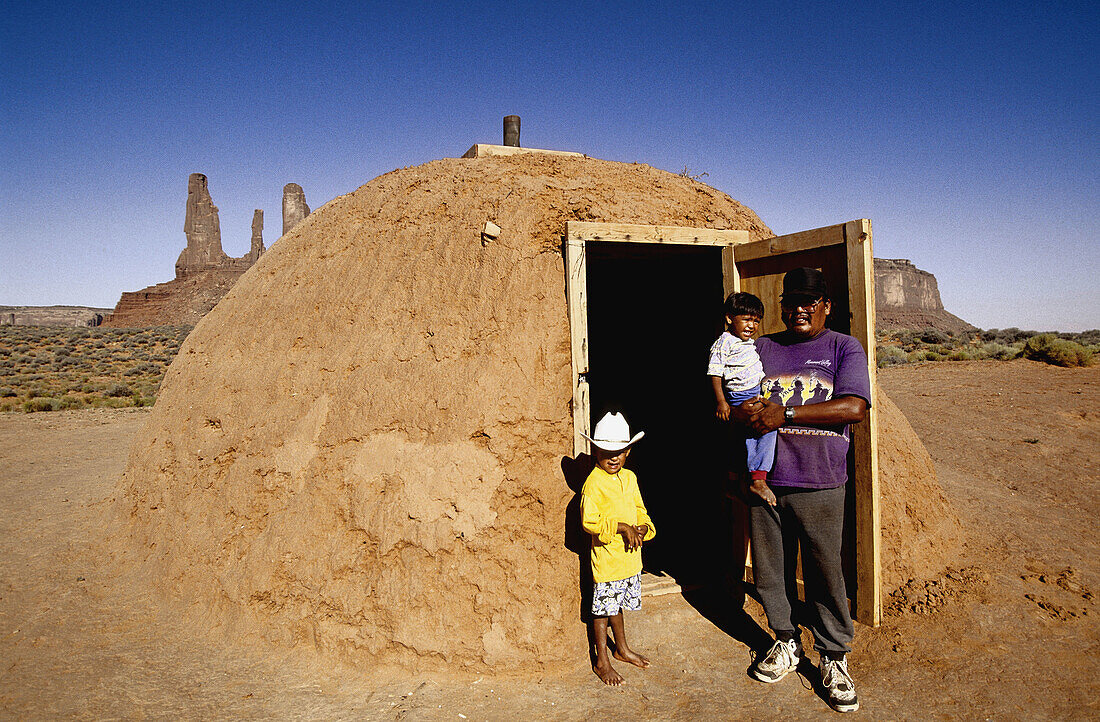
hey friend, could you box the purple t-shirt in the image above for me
[754,329,871,489]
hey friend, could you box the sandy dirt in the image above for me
[1,358,1097,720]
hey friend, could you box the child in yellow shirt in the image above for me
[580,411,656,686]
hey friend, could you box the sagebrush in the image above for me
[0,326,191,412]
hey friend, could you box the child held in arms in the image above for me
[580,411,656,686]
[708,292,778,505]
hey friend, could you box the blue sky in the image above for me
[2,0,1097,330]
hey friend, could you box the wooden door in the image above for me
[733,220,880,626]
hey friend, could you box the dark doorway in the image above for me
[585,241,728,582]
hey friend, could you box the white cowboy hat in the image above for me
[582,412,645,452]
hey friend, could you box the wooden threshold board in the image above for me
[640,571,699,598]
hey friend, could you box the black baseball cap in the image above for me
[781,267,829,302]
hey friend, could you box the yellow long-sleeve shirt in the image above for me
[580,466,656,583]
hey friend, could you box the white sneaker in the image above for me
[820,655,859,712]
[749,638,801,683]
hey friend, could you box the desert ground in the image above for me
[1,358,1097,720]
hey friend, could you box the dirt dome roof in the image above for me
[114,153,958,672]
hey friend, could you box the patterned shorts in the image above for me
[591,573,642,616]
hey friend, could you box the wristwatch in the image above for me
[784,406,795,423]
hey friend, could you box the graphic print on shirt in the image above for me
[762,369,845,438]
[761,370,832,406]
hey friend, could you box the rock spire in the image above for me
[249,209,265,263]
[175,173,227,278]
[107,174,303,327]
[282,183,310,236]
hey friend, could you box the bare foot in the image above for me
[613,647,650,669]
[748,479,777,506]
[593,660,624,685]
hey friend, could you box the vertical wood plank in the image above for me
[845,218,881,626]
[564,226,591,457]
[721,245,740,296]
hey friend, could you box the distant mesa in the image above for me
[103,175,310,327]
[874,258,974,333]
[0,306,112,327]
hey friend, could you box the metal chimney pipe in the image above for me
[503,115,521,147]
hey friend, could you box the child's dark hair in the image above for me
[724,292,765,319]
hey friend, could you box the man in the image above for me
[733,267,870,713]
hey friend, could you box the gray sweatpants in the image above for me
[749,484,853,654]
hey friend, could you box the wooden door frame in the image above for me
[565,219,881,626]
[564,222,750,457]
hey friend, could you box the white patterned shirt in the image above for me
[707,331,765,392]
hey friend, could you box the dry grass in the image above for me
[0,326,191,412]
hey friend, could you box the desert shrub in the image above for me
[985,327,1042,345]
[948,349,973,361]
[876,345,909,367]
[1022,334,1094,367]
[125,362,159,376]
[1072,329,1100,345]
[988,343,1020,360]
[92,395,133,409]
[58,396,87,410]
[919,330,950,345]
[105,382,133,397]
[0,387,15,397]
[23,398,58,412]
[905,349,943,363]
[891,330,918,349]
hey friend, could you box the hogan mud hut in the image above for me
[113,131,961,672]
